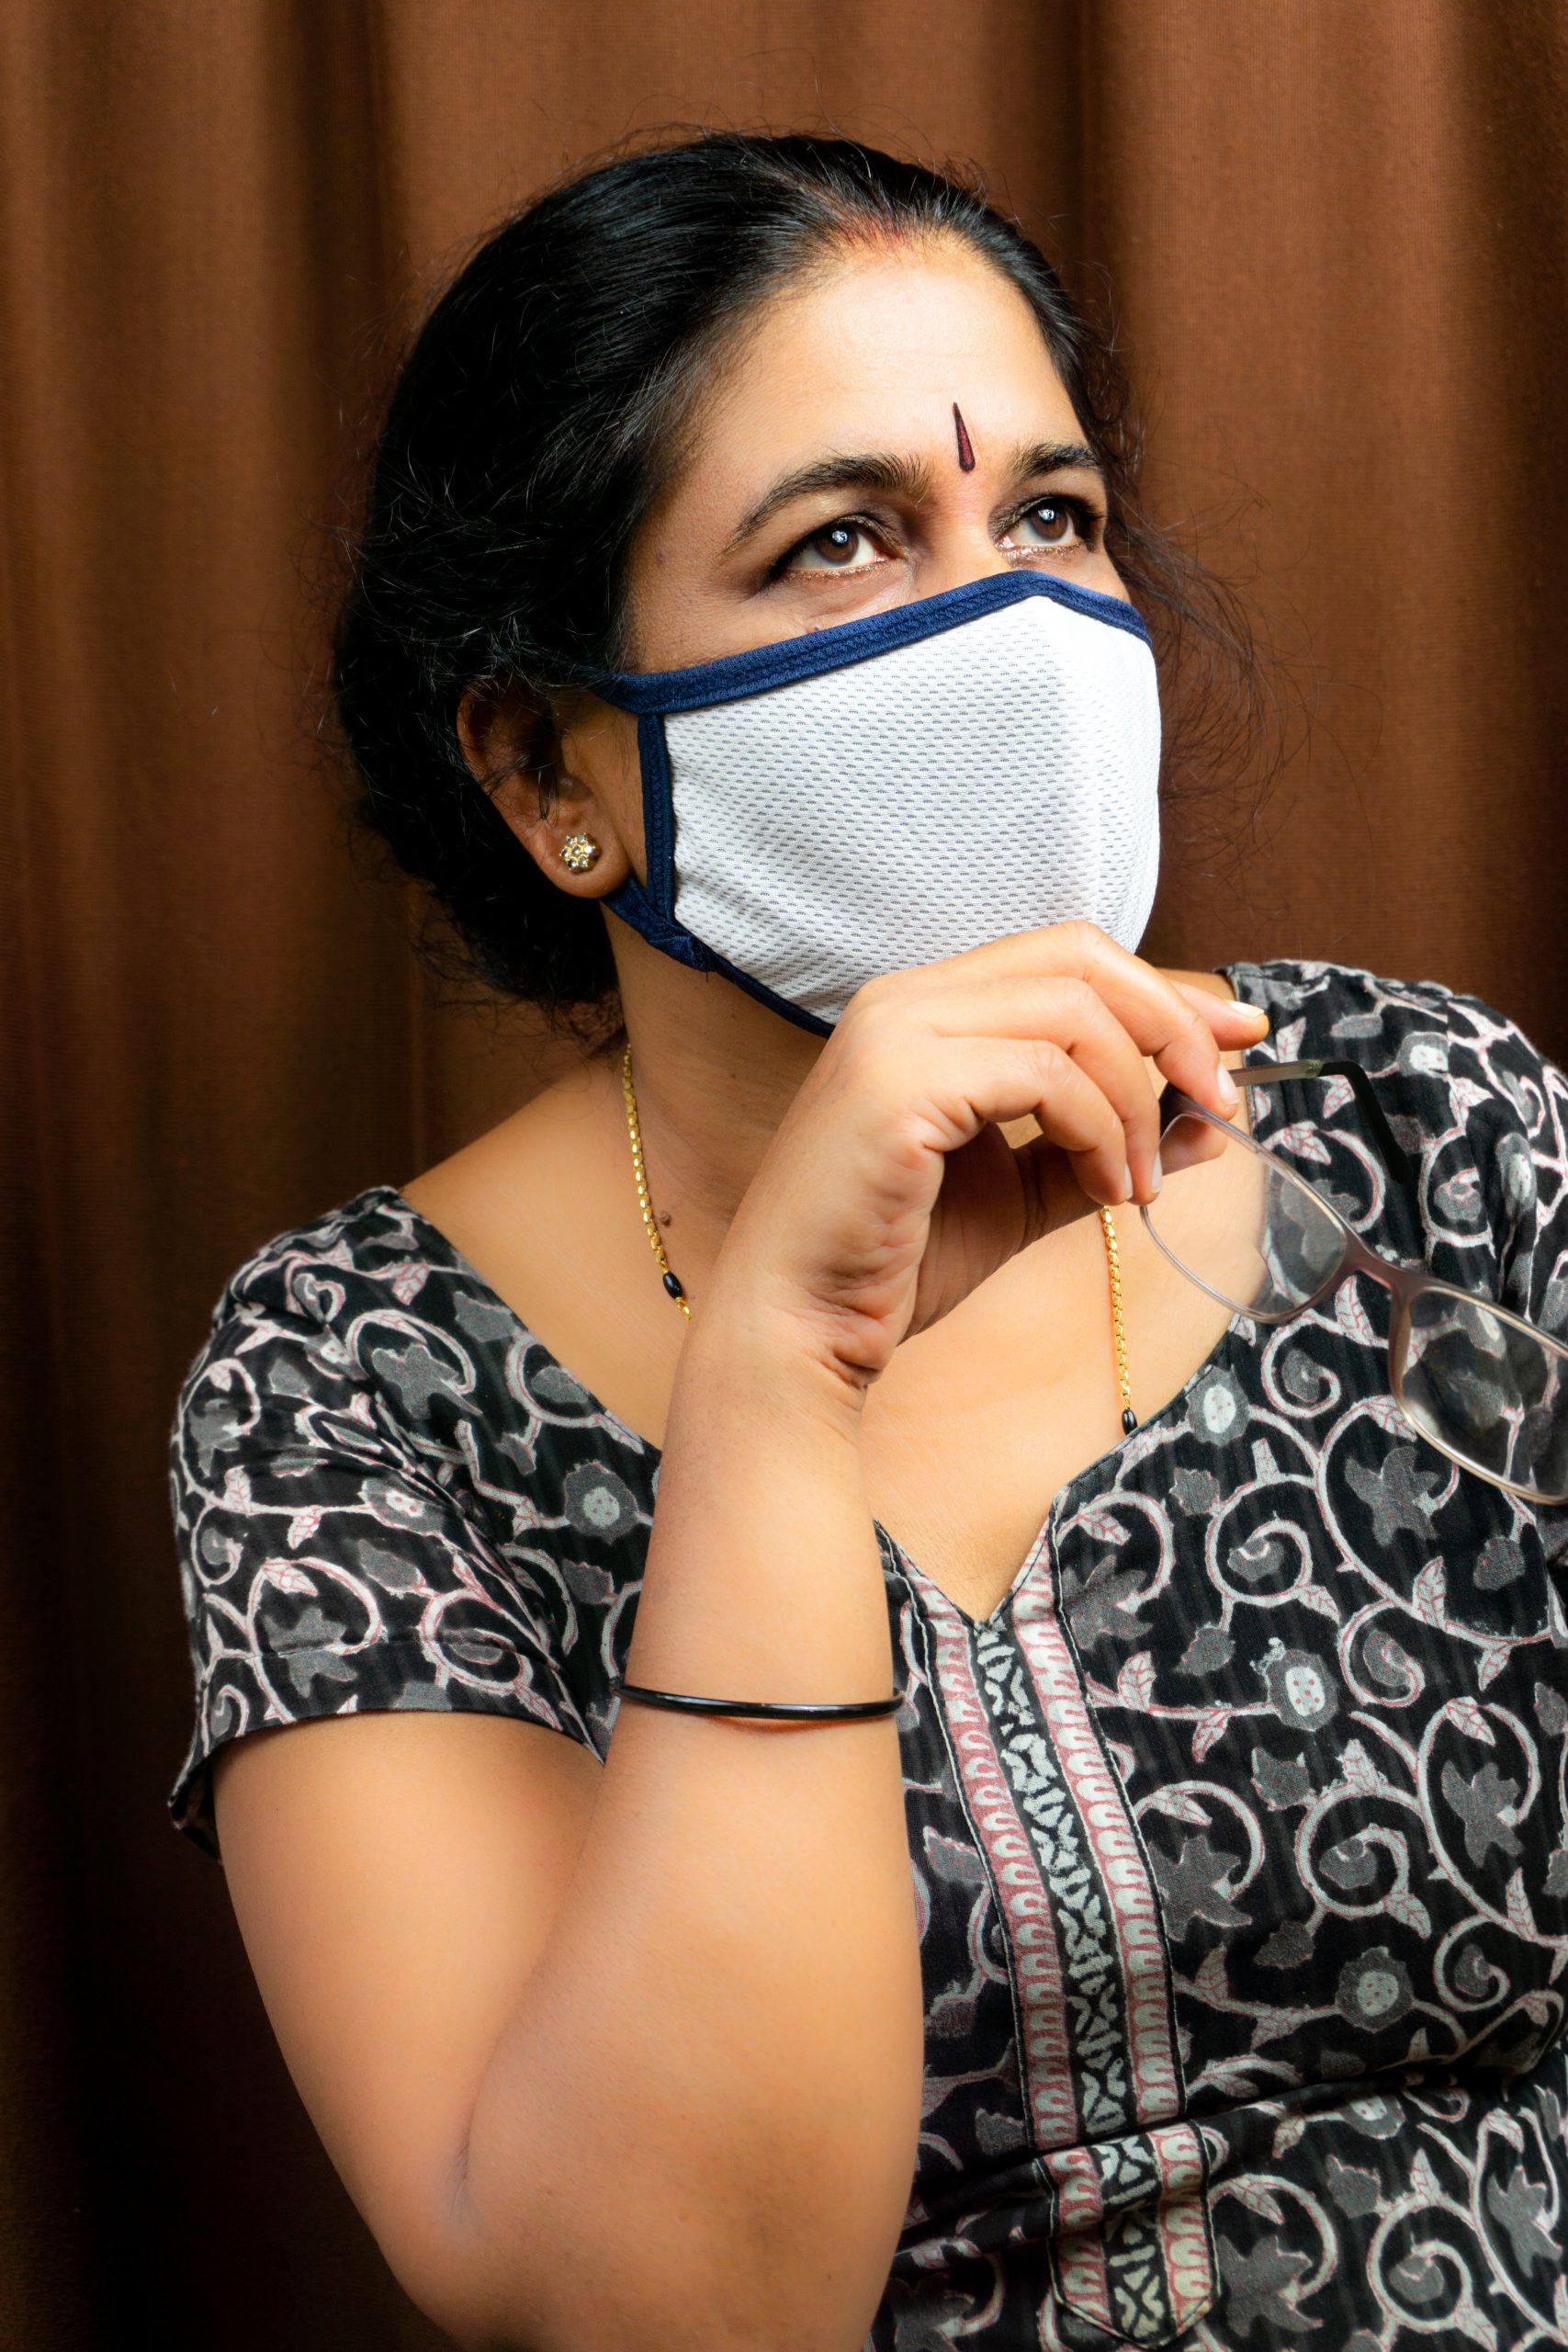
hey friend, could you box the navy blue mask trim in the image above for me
[593,569,1149,716]
[600,568,1151,1031]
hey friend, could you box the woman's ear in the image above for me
[456,676,637,898]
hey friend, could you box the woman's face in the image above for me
[620,235,1131,669]
[531,236,1133,919]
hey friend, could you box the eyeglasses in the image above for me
[1143,1057,1568,1504]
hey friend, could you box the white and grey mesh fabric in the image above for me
[599,571,1161,1034]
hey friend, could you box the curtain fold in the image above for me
[1081,0,1568,1006]
[3,5,1562,2342]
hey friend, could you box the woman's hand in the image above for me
[711,922,1270,1396]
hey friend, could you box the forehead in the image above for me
[674,239,1079,492]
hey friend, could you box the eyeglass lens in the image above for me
[1400,1288,1568,1498]
[1146,1111,1346,1317]
[1144,1111,1568,1501]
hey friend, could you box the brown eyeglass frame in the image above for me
[1146,1057,1568,1506]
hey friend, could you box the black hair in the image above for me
[331,131,1269,1042]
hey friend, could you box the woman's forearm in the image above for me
[452,1303,924,2352]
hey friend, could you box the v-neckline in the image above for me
[378,961,1279,1635]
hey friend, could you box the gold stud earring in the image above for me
[558,833,602,874]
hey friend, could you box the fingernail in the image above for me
[1216,1067,1240,1108]
[1243,1005,1271,1027]
[1148,1151,1163,1196]
[1119,1162,1134,1203]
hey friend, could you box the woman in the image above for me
[169,135,1568,2350]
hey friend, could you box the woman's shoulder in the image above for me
[175,1171,653,1497]
[1236,949,1546,1040]
[1225,956,1564,1116]
[1228,956,1567,1314]
[168,1182,558,1517]
[199,1183,450,1338]
[182,1182,538,1397]
[166,1178,617,1856]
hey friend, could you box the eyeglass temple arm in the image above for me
[1229,1057,1417,1191]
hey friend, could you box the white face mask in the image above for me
[599,571,1161,1034]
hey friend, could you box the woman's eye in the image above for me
[1005,499,1091,552]
[782,521,886,574]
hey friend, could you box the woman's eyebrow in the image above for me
[1011,437,1106,487]
[724,451,931,553]
[723,437,1107,556]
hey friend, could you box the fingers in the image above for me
[1170,981,1274,1081]
[911,1031,1141,1208]
[896,922,1267,1124]
[1172,977,1273,1032]
[924,974,1163,1200]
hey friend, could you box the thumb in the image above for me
[1172,979,1272,1035]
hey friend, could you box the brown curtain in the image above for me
[3,4,1563,2343]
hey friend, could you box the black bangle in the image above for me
[609,1677,903,1722]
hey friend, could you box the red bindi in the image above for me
[952,404,976,472]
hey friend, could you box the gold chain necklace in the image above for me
[621,1040,1137,1433]
[622,1041,693,1318]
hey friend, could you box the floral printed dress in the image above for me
[169,959,1568,2350]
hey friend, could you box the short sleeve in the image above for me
[168,1289,596,1859]
[1443,985,1568,1565]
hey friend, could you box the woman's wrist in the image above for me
[627,1275,890,1704]
[678,1269,874,1442]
